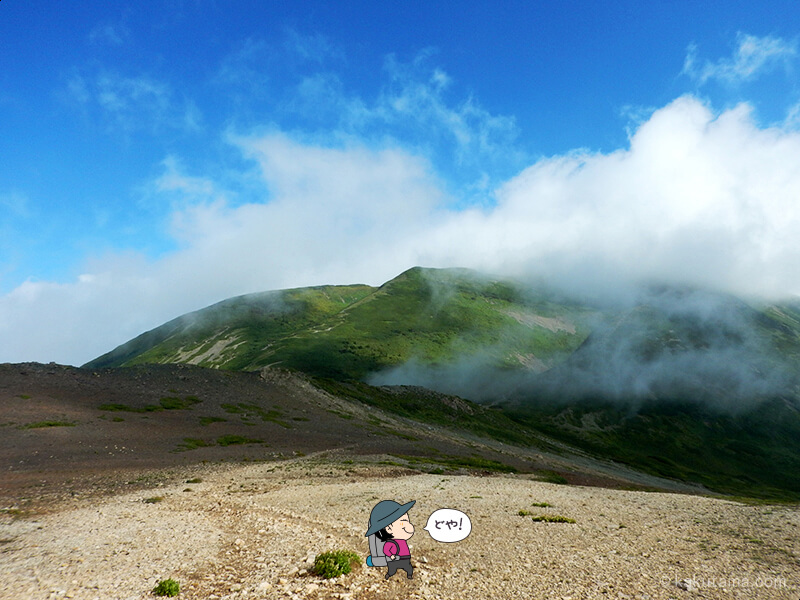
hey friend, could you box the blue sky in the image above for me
[2,1,800,364]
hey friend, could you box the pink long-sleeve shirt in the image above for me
[383,539,410,558]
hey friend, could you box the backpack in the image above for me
[366,531,388,567]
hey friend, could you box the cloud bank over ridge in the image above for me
[4,93,800,364]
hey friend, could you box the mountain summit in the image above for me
[86,267,800,499]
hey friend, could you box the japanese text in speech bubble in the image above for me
[424,508,472,543]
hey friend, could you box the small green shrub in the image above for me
[99,402,160,412]
[19,420,75,429]
[152,578,180,597]
[185,477,203,484]
[176,438,214,451]
[518,509,532,516]
[217,434,263,446]
[143,496,164,504]
[531,502,553,507]
[312,549,360,578]
[531,514,575,523]
[538,470,568,484]
[159,396,201,410]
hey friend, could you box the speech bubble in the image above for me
[424,508,472,543]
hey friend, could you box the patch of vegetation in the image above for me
[98,402,161,413]
[391,453,517,473]
[510,397,800,501]
[531,514,575,523]
[159,395,201,410]
[185,477,203,483]
[312,549,361,579]
[17,394,31,399]
[176,438,214,451]
[98,395,200,414]
[518,509,533,516]
[385,428,419,441]
[221,402,291,428]
[143,496,164,504]
[19,420,75,429]
[531,501,553,507]
[152,578,180,597]
[315,377,544,449]
[216,434,264,446]
[199,416,227,426]
[537,470,568,484]
[326,408,354,420]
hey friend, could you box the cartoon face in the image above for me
[385,512,415,540]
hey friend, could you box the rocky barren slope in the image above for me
[1,459,798,600]
[1,362,798,599]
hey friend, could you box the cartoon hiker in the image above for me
[365,499,416,580]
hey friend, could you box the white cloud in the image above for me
[65,70,201,135]
[283,28,344,64]
[88,23,127,46]
[0,191,30,219]
[155,156,218,199]
[284,54,523,199]
[785,101,800,129]
[3,95,800,365]
[683,32,798,84]
[442,96,800,298]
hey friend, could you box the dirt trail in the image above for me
[1,458,798,600]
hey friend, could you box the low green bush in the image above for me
[531,514,575,523]
[19,420,75,429]
[159,396,201,410]
[152,578,180,597]
[312,549,360,578]
[538,470,568,484]
[216,434,263,446]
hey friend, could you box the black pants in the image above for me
[386,557,413,579]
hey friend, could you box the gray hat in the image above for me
[365,499,416,537]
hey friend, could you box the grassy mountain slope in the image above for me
[86,267,800,500]
[87,267,594,379]
[506,398,800,500]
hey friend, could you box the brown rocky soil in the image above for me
[1,458,798,600]
[1,363,798,599]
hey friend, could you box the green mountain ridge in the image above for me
[87,266,800,500]
[88,267,594,379]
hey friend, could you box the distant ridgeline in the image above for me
[87,266,800,500]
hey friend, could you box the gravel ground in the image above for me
[1,457,798,600]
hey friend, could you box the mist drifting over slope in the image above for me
[369,273,800,414]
